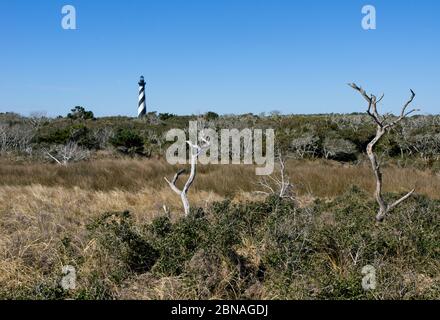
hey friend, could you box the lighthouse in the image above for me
[138,76,146,118]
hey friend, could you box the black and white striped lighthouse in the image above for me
[138,76,147,118]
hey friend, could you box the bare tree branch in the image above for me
[256,151,295,201]
[44,149,63,165]
[350,83,419,222]
[44,142,89,166]
[164,169,185,195]
[164,133,210,216]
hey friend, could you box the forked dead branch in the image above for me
[349,83,420,222]
[256,151,295,202]
[164,134,210,216]
[44,141,89,166]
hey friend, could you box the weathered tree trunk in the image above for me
[165,136,210,216]
[349,83,418,222]
[367,127,388,221]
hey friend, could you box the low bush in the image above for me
[83,189,439,299]
[2,188,438,300]
[110,129,145,155]
[87,211,159,275]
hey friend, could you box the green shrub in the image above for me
[159,113,176,121]
[35,124,99,149]
[205,111,219,121]
[80,190,439,300]
[148,210,210,275]
[36,127,72,145]
[87,211,159,275]
[110,129,145,155]
[67,106,95,121]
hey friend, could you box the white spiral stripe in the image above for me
[138,91,145,102]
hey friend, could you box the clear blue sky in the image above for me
[0,0,439,117]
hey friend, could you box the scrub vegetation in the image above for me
[0,110,439,300]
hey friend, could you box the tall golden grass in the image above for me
[0,158,439,198]
[0,158,439,297]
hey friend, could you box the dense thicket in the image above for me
[3,189,438,299]
[1,111,439,167]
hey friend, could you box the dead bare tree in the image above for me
[45,141,90,166]
[164,135,210,216]
[28,112,47,130]
[256,151,295,201]
[0,124,35,154]
[349,83,419,222]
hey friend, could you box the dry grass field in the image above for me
[0,158,439,299]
